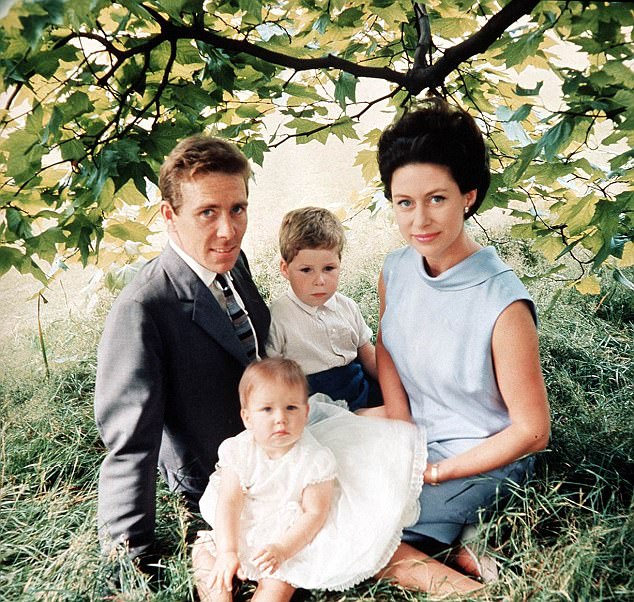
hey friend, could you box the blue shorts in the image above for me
[403,441,535,545]
[307,361,382,412]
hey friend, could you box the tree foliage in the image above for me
[0,0,632,292]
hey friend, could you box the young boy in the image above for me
[266,207,382,413]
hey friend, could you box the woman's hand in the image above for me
[252,544,286,575]
[423,462,441,485]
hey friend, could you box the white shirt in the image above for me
[266,289,372,375]
[169,240,260,359]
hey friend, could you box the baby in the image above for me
[193,358,426,601]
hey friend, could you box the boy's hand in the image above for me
[251,544,286,575]
[208,551,240,592]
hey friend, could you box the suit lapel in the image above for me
[160,245,250,366]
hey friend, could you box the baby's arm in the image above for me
[357,341,378,380]
[252,478,334,574]
[208,469,245,592]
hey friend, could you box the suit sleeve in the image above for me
[94,294,165,558]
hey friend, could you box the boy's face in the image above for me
[241,380,309,459]
[280,248,341,307]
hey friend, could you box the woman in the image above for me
[376,98,550,585]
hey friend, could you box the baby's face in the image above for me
[240,381,309,459]
[280,248,341,307]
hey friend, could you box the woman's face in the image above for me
[391,162,477,275]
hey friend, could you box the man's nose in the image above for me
[216,212,235,238]
[314,272,325,285]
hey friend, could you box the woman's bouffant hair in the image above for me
[377,98,490,219]
[159,135,251,212]
[278,206,345,264]
[239,358,309,408]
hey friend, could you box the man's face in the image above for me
[160,172,248,274]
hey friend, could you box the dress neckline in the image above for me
[414,246,512,291]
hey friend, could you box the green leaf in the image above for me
[0,246,24,278]
[536,118,574,162]
[515,82,543,96]
[107,220,152,243]
[242,139,268,166]
[501,31,543,68]
[334,71,357,108]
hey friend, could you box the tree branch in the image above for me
[410,0,541,92]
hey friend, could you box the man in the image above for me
[94,136,270,561]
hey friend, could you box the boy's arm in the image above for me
[251,479,334,574]
[357,342,378,380]
[208,469,245,592]
[264,309,285,358]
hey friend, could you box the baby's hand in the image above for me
[251,544,286,575]
[208,551,240,593]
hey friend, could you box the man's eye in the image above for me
[300,268,311,273]
[324,266,336,272]
[287,405,299,411]
[232,205,246,215]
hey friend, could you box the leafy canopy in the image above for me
[0,0,632,293]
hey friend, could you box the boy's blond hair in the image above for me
[279,207,345,263]
[238,358,308,408]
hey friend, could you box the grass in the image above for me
[0,238,632,601]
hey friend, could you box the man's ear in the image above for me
[160,201,175,226]
[279,259,290,281]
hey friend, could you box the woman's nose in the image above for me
[413,205,430,227]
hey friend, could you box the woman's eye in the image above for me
[396,199,412,208]
[430,195,445,204]
[300,268,311,273]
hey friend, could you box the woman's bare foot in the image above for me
[378,542,483,598]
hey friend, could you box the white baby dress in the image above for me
[198,396,426,591]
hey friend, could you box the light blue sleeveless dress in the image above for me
[382,245,536,544]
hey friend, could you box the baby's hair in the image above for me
[239,358,309,408]
[278,207,345,263]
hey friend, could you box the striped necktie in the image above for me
[215,273,257,362]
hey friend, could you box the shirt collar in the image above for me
[286,288,338,315]
[168,239,217,288]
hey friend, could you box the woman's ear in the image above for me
[464,189,477,210]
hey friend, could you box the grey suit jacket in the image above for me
[94,245,270,558]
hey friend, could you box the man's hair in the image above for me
[278,207,345,263]
[159,135,251,212]
[377,97,490,219]
[239,358,309,408]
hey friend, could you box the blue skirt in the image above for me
[307,361,381,412]
[403,441,535,545]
